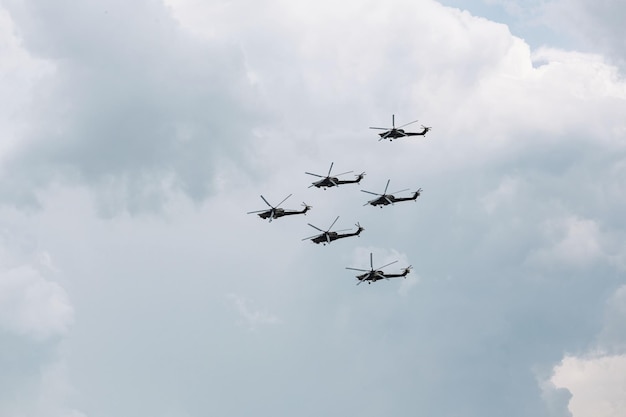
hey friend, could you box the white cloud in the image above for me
[0,264,73,340]
[227,293,281,330]
[548,284,626,417]
[526,216,605,268]
[552,354,626,417]
[0,7,55,160]
[481,176,523,214]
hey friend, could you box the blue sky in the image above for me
[1,1,625,416]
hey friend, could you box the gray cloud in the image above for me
[543,0,626,67]
[1,0,264,213]
[1,0,626,416]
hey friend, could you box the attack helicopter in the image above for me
[302,216,364,245]
[346,252,412,285]
[362,179,422,207]
[370,114,431,141]
[305,162,365,189]
[247,194,311,222]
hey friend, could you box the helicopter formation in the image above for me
[248,115,431,285]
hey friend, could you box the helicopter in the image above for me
[247,194,311,222]
[305,162,365,189]
[346,252,412,285]
[370,114,431,141]
[361,179,422,207]
[302,216,364,245]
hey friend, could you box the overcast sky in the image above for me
[1,1,625,416]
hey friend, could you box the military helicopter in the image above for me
[362,179,422,207]
[302,216,364,245]
[370,114,431,141]
[305,162,365,189]
[346,252,412,285]
[247,194,311,222]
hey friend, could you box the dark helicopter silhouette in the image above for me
[302,216,364,245]
[305,162,365,189]
[362,179,422,207]
[370,114,431,141]
[346,252,412,285]
[247,194,311,222]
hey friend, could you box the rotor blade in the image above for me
[247,209,268,214]
[397,119,419,129]
[369,127,390,130]
[377,260,398,270]
[384,179,390,194]
[276,193,292,208]
[305,172,324,178]
[307,223,324,232]
[302,233,321,241]
[260,195,273,208]
[391,188,410,195]
[334,228,352,233]
[346,267,369,272]
[334,170,353,177]
[327,162,334,177]
[361,190,382,196]
[328,216,339,231]
[370,252,373,269]
[392,114,395,128]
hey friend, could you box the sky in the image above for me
[0,1,625,416]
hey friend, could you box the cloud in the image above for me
[547,284,626,417]
[1,0,625,416]
[526,216,604,268]
[541,0,626,66]
[0,351,86,417]
[598,285,626,351]
[0,0,263,212]
[0,227,80,416]
[0,264,73,340]
[481,175,524,214]
[552,354,626,417]
[227,293,281,330]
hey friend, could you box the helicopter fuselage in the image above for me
[313,177,339,188]
[367,190,421,207]
[308,226,363,245]
[357,271,385,283]
[378,127,430,140]
[378,129,407,139]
